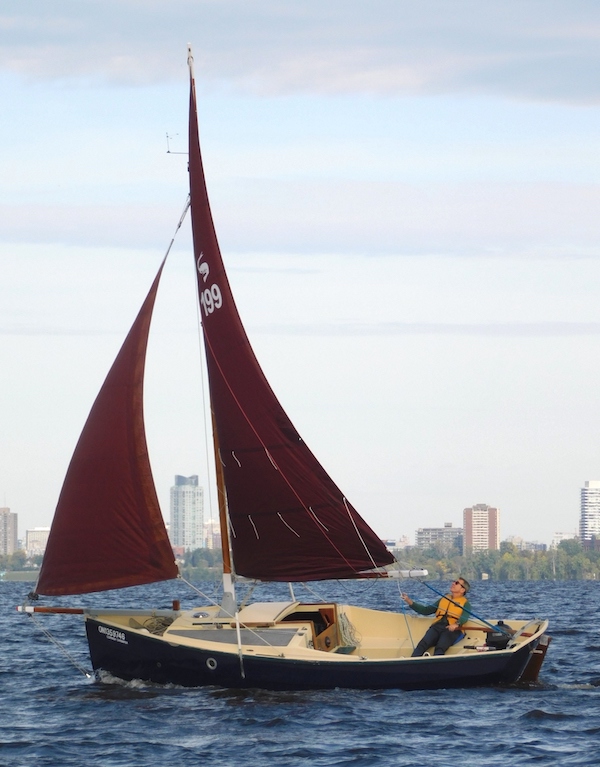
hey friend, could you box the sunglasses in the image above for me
[453,580,465,588]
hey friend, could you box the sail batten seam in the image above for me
[248,515,259,539]
[265,449,279,470]
[343,497,379,571]
[277,513,301,537]
[309,506,329,532]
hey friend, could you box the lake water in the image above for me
[1,578,598,766]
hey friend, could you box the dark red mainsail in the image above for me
[36,261,178,596]
[187,62,393,580]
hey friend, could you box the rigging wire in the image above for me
[28,612,92,679]
[238,581,259,610]
[167,192,228,580]
[164,196,191,260]
[342,497,380,572]
[409,577,513,636]
[298,581,328,602]
[396,580,416,651]
[193,241,220,564]
[179,576,227,611]
[178,576,285,650]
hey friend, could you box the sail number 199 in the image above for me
[200,284,223,316]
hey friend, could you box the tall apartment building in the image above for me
[169,475,204,551]
[463,503,499,553]
[579,480,600,548]
[0,507,18,556]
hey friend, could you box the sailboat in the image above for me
[20,48,549,691]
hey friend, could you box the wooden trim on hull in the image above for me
[85,618,539,692]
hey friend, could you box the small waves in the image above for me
[522,708,579,720]
[4,580,600,767]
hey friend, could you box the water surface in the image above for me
[1,579,597,766]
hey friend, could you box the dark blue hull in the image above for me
[85,618,539,691]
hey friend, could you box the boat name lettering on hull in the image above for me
[98,626,128,645]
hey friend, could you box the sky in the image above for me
[2,1,600,547]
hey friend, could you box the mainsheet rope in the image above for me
[408,577,513,636]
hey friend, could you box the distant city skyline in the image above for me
[5,481,592,553]
[9,481,586,553]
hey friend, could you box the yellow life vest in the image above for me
[435,595,467,624]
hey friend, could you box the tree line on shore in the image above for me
[393,538,597,581]
[2,538,597,582]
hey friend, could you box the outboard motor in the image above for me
[485,621,513,650]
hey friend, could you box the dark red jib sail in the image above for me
[36,261,178,596]
[187,62,394,581]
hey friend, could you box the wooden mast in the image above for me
[188,44,236,615]
[211,410,236,616]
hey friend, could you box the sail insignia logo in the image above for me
[197,253,210,282]
[98,626,128,645]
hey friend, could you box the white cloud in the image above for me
[1,1,600,101]
[4,180,600,256]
